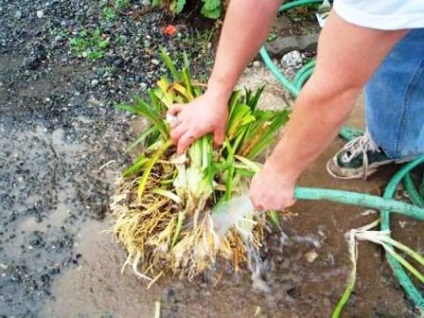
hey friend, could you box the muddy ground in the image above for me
[0,1,422,317]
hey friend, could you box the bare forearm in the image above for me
[267,81,358,182]
[207,0,282,100]
[264,11,407,184]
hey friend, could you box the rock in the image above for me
[265,33,319,57]
[151,59,160,65]
[305,250,318,263]
[139,82,147,90]
[15,10,22,19]
[53,35,63,45]
[91,79,99,87]
[281,50,303,70]
[113,58,124,69]
[253,60,261,68]
[36,10,44,19]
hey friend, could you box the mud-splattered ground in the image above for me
[0,0,422,317]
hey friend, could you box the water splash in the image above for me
[211,194,290,293]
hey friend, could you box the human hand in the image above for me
[249,160,296,211]
[167,90,229,154]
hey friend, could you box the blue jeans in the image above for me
[365,29,424,159]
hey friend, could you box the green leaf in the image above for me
[245,86,265,111]
[125,125,157,153]
[93,28,101,39]
[175,0,186,13]
[159,48,182,81]
[87,51,103,60]
[98,39,109,49]
[201,6,221,19]
[183,52,190,69]
[172,211,186,247]
[201,0,222,19]
[202,0,220,11]
[116,98,169,140]
[182,68,194,100]
[137,140,173,201]
[226,103,255,140]
[269,211,280,227]
[222,140,236,201]
[122,155,148,177]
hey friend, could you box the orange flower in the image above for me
[163,25,177,37]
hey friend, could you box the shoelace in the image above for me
[340,132,380,178]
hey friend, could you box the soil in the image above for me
[0,1,422,317]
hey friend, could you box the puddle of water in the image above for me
[40,218,274,318]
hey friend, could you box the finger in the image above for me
[177,132,196,154]
[167,115,181,129]
[248,191,263,212]
[167,104,184,116]
[213,125,226,147]
[170,123,187,144]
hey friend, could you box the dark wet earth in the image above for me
[0,1,422,317]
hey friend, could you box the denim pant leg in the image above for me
[365,29,424,159]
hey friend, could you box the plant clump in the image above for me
[111,51,290,282]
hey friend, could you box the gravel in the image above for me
[0,0,215,316]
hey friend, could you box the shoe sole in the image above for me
[326,157,407,180]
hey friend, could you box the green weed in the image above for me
[69,28,110,60]
[103,7,117,21]
[114,0,130,10]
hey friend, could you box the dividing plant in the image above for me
[111,51,290,282]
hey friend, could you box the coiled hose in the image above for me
[260,0,424,312]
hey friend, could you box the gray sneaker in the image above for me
[327,132,400,179]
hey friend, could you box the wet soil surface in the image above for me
[0,1,422,317]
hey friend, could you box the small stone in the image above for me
[91,79,99,87]
[15,10,22,19]
[151,59,160,65]
[253,60,261,68]
[113,58,124,69]
[54,35,63,44]
[281,50,303,70]
[139,82,147,90]
[36,10,44,19]
[398,220,408,228]
[305,250,318,263]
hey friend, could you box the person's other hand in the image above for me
[249,160,296,211]
[167,91,229,154]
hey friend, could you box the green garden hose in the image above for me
[381,158,424,309]
[294,187,424,221]
[260,0,424,313]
